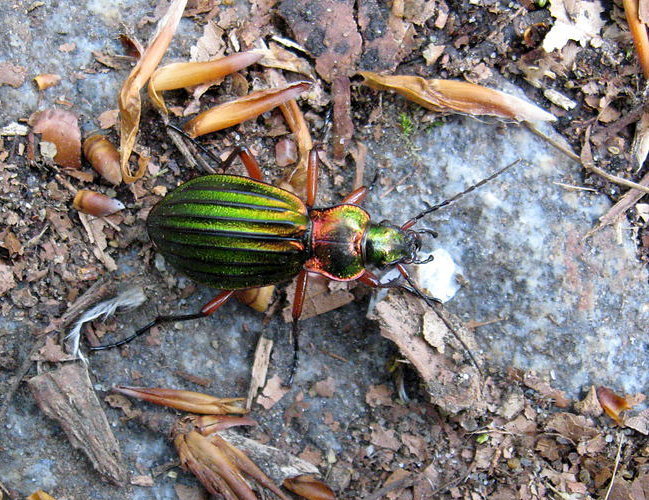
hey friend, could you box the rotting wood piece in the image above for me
[28,363,126,485]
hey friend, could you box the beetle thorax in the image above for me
[364,223,420,268]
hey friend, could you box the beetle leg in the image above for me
[221,146,263,180]
[89,290,235,351]
[341,186,368,205]
[286,270,309,385]
[357,269,386,288]
[306,149,319,207]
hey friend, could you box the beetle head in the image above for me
[364,221,433,268]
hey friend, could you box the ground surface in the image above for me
[1,0,649,499]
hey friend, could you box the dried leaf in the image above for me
[522,372,571,408]
[83,135,122,185]
[280,98,313,194]
[542,0,605,52]
[259,42,315,77]
[98,109,120,129]
[114,386,247,414]
[0,263,16,296]
[359,72,556,122]
[183,81,311,138]
[369,292,484,414]
[235,285,274,312]
[30,108,82,168]
[118,0,188,183]
[278,0,361,82]
[256,374,289,409]
[73,190,125,217]
[148,50,264,113]
[282,275,353,322]
[283,475,337,500]
[246,336,274,410]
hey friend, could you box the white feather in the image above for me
[66,287,147,361]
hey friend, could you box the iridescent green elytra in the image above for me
[147,175,309,289]
[148,174,422,289]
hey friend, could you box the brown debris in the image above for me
[83,135,122,185]
[28,363,126,485]
[0,62,27,87]
[278,0,362,82]
[369,292,484,414]
[73,190,125,217]
[312,376,336,398]
[113,386,247,415]
[246,336,274,410]
[33,73,61,91]
[256,374,289,410]
[522,371,571,408]
[283,475,337,500]
[29,108,82,169]
[282,275,354,322]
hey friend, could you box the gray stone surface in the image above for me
[363,116,649,396]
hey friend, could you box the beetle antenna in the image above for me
[396,265,483,377]
[401,159,521,230]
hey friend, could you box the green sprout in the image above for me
[398,112,415,137]
[475,433,490,444]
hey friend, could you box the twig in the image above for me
[623,0,649,78]
[525,122,580,162]
[584,162,649,194]
[585,169,649,238]
[603,433,624,500]
[163,115,216,174]
[527,122,649,194]
[364,475,418,500]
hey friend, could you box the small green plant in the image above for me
[398,112,415,137]
[475,433,490,444]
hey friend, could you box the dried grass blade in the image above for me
[358,71,556,123]
[118,0,187,183]
[148,50,265,112]
[114,386,246,414]
[183,81,311,138]
[280,98,313,192]
[211,434,291,500]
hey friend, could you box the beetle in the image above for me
[90,143,515,383]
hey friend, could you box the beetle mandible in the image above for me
[91,143,515,383]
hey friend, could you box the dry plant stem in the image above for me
[118,0,188,182]
[623,0,649,78]
[603,433,624,500]
[164,119,216,174]
[525,122,580,162]
[527,123,649,194]
[0,277,112,422]
[584,163,649,194]
[596,170,649,229]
